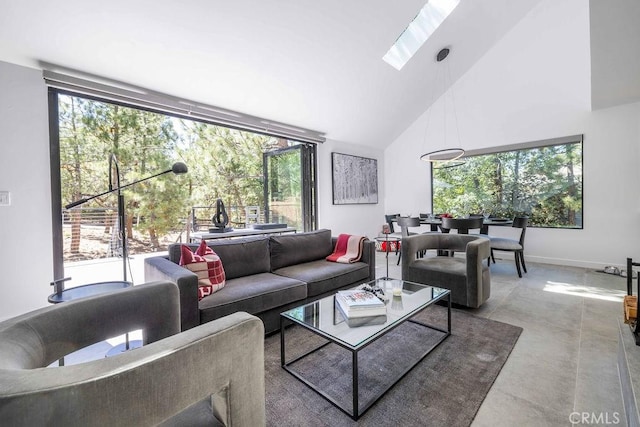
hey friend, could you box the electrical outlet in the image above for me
[0,191,11,206]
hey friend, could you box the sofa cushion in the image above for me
[405,257,489,306]
[274,259,370,297]
[206,237,271,280]
[199,273,306,324]
[270,229,333,270]
[170,236,270,280]
[410,257,469,278]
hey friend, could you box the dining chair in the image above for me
[488,216,529,277]
[467,214,486,234]
[440,217,484,234]
[396,216,422,265]
[384,214,401,235]
[398,216,422,236]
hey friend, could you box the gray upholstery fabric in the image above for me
[0,282,266,426]
[145,231,376,334]
[199,272,306,324]
[168,236,271,279]
[159,398,222,427]
[274,259,370,297]
[401,234,491,308]
[0,281,180,370]
[145,256,200,331]
[269,229,333,270]
[207,237,271,279]
[489,237,523,251]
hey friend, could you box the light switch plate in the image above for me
[0,191,11,206]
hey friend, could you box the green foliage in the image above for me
[59,95,287,250]
[179,121,279,210]
[432,143,582,227]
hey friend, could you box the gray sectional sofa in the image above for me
[144,229,375,334]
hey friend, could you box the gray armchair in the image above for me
[0,281,265,426]
[401,234,491,308]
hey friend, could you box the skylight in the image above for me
[383,0,461,70]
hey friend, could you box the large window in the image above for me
[432,135,583,228]
[49,89,317,279]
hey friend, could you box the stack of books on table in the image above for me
[335,289,387,327]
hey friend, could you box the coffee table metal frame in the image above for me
[280,278,451,420]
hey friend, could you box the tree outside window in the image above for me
[58,94,291,261]
[432,142,582,228]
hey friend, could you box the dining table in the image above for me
[392,217,513,234]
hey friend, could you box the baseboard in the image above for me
[498,254,623,271]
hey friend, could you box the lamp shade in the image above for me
[171,162,188,174]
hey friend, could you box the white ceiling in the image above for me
[0,0,542,149]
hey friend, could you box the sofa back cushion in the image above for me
[270,229,333,270]
[169,236,270,280]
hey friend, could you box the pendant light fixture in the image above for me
[420,47,465,168]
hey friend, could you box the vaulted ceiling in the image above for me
[0,0,544,148]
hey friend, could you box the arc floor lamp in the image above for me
[62,155,188,288]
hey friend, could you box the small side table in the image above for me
[375,235,401,280]
[48,280,141,363]
[48,280,132,303]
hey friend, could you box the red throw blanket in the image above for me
[326,234,366,263]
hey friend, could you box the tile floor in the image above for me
[62,249,631,425]
[376,249,629,426]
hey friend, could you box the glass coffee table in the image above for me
[280,278,450,420]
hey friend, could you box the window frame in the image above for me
[430,134,584,229]
[48,87,319,279]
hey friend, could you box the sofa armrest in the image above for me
[360,239,376,280]
[330,237,376,281]
[144,256,199,331]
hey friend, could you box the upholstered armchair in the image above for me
[401,233,491,308]
[0,281,265,426]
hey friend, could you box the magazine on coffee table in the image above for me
[335,290,386,318]
[334,297,387,327]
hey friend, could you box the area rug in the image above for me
[264,305,522,427]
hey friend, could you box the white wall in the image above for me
[385,0,640,269]
[589,0,640,110]
[316,139,385,239]
[0,60,53,320]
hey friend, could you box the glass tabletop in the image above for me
[281,278,449,350]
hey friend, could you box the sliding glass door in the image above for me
[49,89,318,284]
[263,144,317,232]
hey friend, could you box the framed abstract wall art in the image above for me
[331,152,378,205]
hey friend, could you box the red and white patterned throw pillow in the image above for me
[179,241,226,300]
